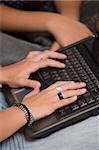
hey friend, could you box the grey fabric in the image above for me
[80,0,99,33]
[0,32,99,150]
[0,1,99,149]
[0,90,99,150]
[0,32,44,66]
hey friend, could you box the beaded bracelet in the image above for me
[14,103,35,126]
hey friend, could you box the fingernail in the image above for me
[62,54,67,58]
[80,82,86,86]
[70,81,75,83]
[37,82,41,87]
[81,88,87,93]
[60,63,65,67]
[72,96,77,100]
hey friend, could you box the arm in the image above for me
[50,1,92,51]
[50,0,82,51]
[0,5,54,32]
[0,51,65,141]
[0,81,86,142]
[0,68,27,141]
[50,0,81,50]
[0,106,27,142]
[0,67,6,83]
[0,2,81,31]
[54,0,82,20]
[0,51,86,141]
[0,5,92,52]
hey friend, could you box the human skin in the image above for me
[0,51,86,142]
[0,1,92,51]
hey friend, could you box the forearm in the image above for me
[0,106,26,142]
[54,0,82,20]
[0,5,55,32]
[0,67,10,85]
[0,67,6,84]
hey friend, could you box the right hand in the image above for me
[1,50,66,89]
[23,81,86,121]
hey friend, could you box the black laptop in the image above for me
[2,35,99,140]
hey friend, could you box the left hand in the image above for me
[48,15,92,51]
[23,81,86,121]
[1,50,66,89]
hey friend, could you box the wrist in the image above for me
[12,105,27,125]
[28,12,57,32]
[63,14,79,21]
[14,103,35,126]
[0,67,8,84]
[59,11,80,21]
[46,13,63,33]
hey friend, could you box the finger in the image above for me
[45,81,86,98]
[56,96,77,108]
[47,81,68,90]
[47,81,86,90]
[43,50,66,59]
[50,41,61,51]
[33,50,66,62]
[21,79,41,89]
[28,58,65,75]
[39,58,65,69]
[62,88,87,99]
[57,81,86,91]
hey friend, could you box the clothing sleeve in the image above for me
[0,0,8,5]
[0,88,8,110]
[0,0,25,10]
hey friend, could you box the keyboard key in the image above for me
[40,44,99,120]
[57,106,71,117]
[70,102,80,111]
[91,89,99,101]
[78,98,87,108]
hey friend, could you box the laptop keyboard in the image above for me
[39,46,99,119]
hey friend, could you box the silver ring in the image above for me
[40,55,43,60]
[33,54,43,62]
[55,86,61,92]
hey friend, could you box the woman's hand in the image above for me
[47,14,92,51]
[1,50,66,89]
[23,81,86,121]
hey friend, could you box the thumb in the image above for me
[50,41,61,51]
[23,79,41,89]
[24,87,40,98]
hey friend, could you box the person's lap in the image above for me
[0,32,99,150]
[0,90,99,150]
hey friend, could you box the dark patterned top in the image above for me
[0,0,53,11]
